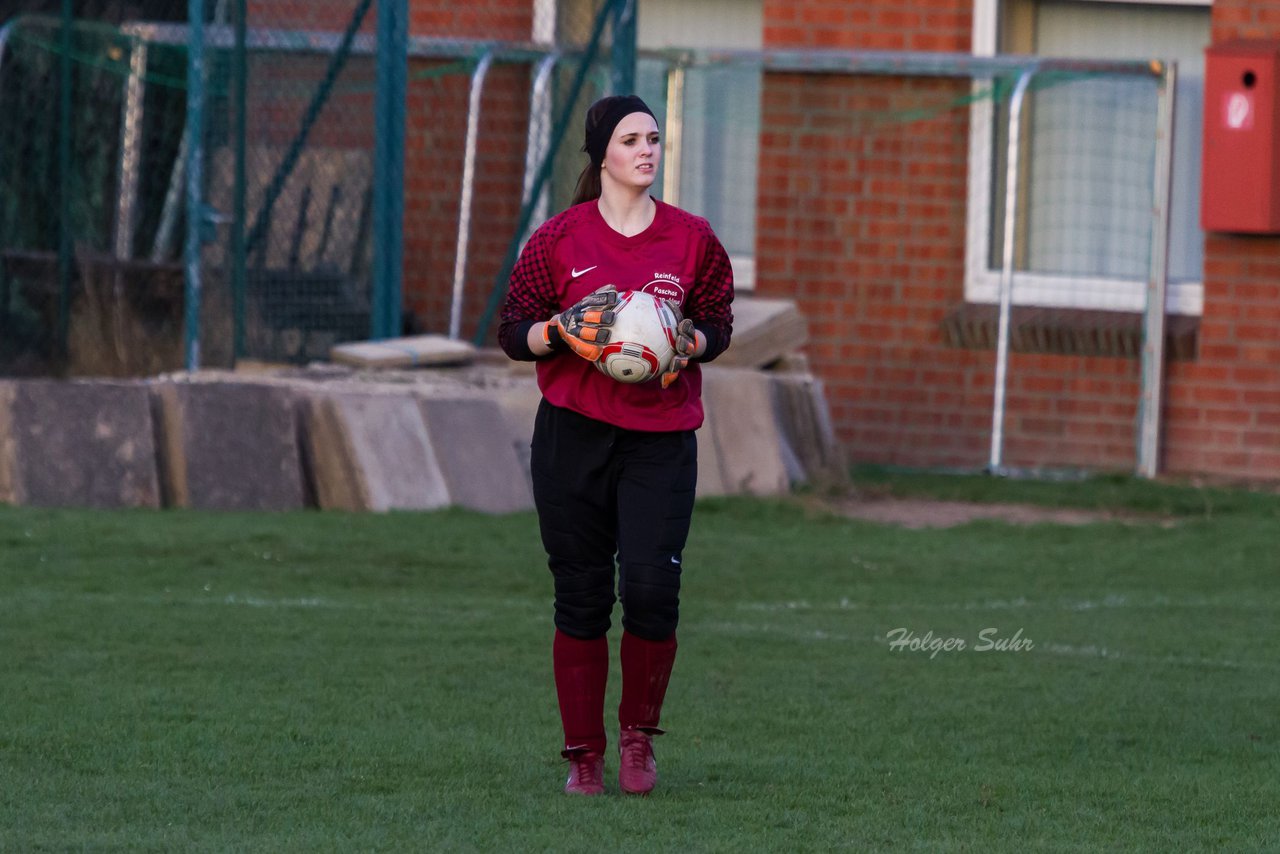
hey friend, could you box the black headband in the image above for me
[582,95,657,167]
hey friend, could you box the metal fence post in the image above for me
[372,0,408,340]
[184,0,206,371]
[232,0,248,360]
[449,52,493,341]
[988,67,1037,475]
[1137,61,1177,479]
[114,39,147,261]
[57,0,73,356]
[523,52,561,236]
[611,0,636,95]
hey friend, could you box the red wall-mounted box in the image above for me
[1201,39,1280,233]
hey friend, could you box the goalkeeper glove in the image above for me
[544,284,619,362]
[661,301,698,389]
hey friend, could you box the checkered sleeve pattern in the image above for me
[498,214,567,361]
[684,218,734,363]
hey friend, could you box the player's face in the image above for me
[602,112,661,193]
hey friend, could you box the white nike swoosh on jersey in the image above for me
[571,265,598,278]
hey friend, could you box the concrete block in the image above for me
[154,381,305,510]
[419,397,534,514]
[693,388,729,498]
[699,367,791,496]
[0,380,160,508]
[303,392,450,512]
[299,394,366,512]
[0,383,15,505]
[768,351,811,374]
[330,335,475,369]
[771,373,847,487]
[491,378,542,486]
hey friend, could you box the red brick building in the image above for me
[752,0,1280,481]
[369,0,1280,482]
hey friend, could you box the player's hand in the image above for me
[547,284,618,362]
[661,300,697,389]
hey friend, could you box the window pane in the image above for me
[677,67,760,259]
[1025,73,1160,280]
[988,0,1208,285]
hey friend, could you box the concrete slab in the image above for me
[304,392,451,512]
[154,381,306,510]
[693,391,729,498]
[0,380,160,508]
[330,335,475,370]
[0,383,16,505]
[715,296,809,369]
[491,378,542,487]
[419,397,534,514]
[700,367,791,496]
[300,394,366,512]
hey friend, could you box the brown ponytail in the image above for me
[570,162,602,207]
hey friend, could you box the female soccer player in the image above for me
[498,94,734,796]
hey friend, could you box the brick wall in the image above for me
[246,1,375,31]
[757,71,997,469]
[1211,0,1280,41]
[763,0,970,52]
[403,1,532,339]
[756,0,1280,480]
[402,62,530,339]
[1162,0,1280,477]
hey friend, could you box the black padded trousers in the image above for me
[529,399,698,642]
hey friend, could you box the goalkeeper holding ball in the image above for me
[499,95,734,796]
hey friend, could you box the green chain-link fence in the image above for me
[0,12,190,376]
[0,0,628,375]
[204,0,381,366]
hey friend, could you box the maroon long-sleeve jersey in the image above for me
[499,198,734,432]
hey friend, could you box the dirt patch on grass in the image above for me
[824,495,1177,529]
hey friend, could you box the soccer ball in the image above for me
[594,290,679,384]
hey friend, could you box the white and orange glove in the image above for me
[661,300,698,389]
[543,284,619,362]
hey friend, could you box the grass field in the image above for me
[2,473,1278,851]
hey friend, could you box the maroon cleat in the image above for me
[618,729,658,795]
[563,749,605,796]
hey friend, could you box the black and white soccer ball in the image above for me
[594,290,679,384]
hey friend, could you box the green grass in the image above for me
[2,476,1278,851]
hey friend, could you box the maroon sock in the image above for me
[553,629,609,755]
[619,630,678,733]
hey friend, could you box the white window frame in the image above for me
[965,0,1208,316]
